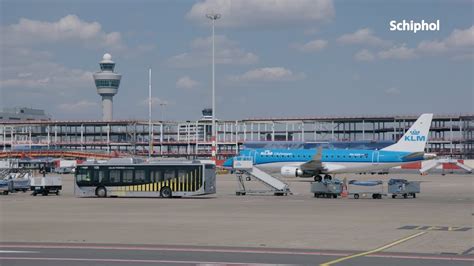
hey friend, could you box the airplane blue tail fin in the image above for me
[381,113,433,152]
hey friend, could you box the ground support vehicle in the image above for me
[388,179,421,198]
[348,180,386,199]
[9,178,30,192]
[311,179,343,198]
[30,176,62,196]
[0,180,11,195]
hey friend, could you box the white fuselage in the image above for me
[257,161,411,175]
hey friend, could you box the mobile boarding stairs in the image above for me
[420,158,473,174]
[232,156,291,196]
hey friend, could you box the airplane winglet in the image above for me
[312,146,323,161]
[300,146,324,172]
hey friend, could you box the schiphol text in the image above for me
[389,20,440,33]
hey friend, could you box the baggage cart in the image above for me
[11,178,31,192]
[348,180,386,199]
[388,179,421,198]
[5,172,31,192]
[0,180,11,195]
[30,176,62,196]
[311,179,343,198]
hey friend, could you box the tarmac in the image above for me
[1,172,473,265]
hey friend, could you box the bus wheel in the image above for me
[160,187,172,198]
[96,187,107,198]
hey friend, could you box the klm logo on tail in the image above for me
[382,114,433,152]
[404,130,426,142]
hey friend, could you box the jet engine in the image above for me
[280,166,315,177]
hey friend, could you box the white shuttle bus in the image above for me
[74,158,216,198]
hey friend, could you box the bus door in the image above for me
[371,151,380,165]
[91,166,106,185]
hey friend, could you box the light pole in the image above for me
[148,68,152,159]
[206,12,221,163]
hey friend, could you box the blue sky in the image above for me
[0,0,472,120]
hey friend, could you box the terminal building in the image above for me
[0,110,472,162]
[0,107,50,121]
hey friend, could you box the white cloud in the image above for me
[176,76,199,89]
[417,25,474,54]
[353,26,474,62]
[1,14,125,50]
[0,57,93,92]
[230,67,305,82]
[337,28,391,47]
[293,39,328,52]
[140,97,170,107]
[186,0,334,28]
[58,100,98,112]
[451,53,474,61]
[303,27,320,35]
[168,35,258,68]
[378,44,417,60]
[385,87,400,95]
[354,49,375,61]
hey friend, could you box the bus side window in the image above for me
[123,170,133,183]
[109,170,120,183]
[164,169,175,180]
[177,169,188,180]
[150,170,162,182]
[93,170,107,184]
[135,169,146,183]
[76,168,91,184]
[99,170,107,183]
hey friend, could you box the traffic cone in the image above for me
[341,184,348,198]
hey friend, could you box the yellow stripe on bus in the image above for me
[194,173,197,191]
[187,174,190,192]
[189,175,192,191]
[197,169,200,189]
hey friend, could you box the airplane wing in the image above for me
[299,147,326,172]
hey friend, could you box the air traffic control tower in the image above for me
[93,53,121,121]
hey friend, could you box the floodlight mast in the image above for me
[206,12,221,163]
[148,68,152,159]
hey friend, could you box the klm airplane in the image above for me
[223,114,435,181]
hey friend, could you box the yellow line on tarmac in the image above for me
[320,231,427,266]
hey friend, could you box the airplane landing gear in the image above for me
[324,174,332,181]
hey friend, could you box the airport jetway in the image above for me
[232,157,291,196]
[420,158,473,174]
